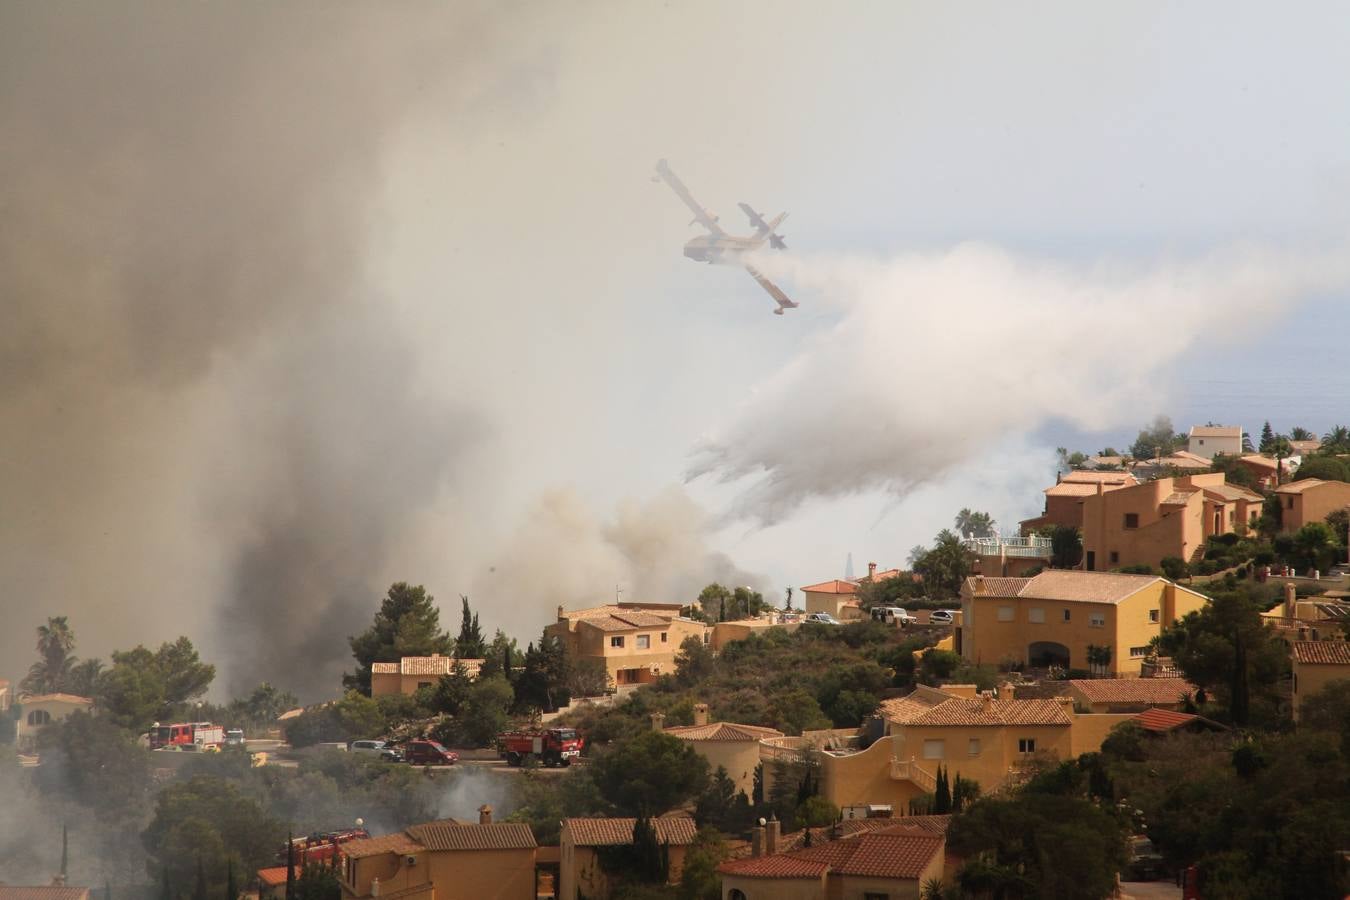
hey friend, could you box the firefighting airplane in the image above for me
[653,159,797,314]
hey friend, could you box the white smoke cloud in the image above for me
[689,242,1350,524]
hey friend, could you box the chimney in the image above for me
[1000,683,1016,700]
[868,561,877,579]
[693,703,709,727]
[765,815,781,856]
[751,821,765,857]
[556,605,565,621]
[973,575,986,596]
[371,879,380,898]
[650,712,666,732]
[478,804,493,825]
[1284,581,1297,619]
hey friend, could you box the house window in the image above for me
[1287,496,1294,509]
[636,635,650,650]
[1109,551,1120,565]
[1149,609,1160,623]
[922,739,945,760]
[1123,513,1139,529]
[1229,510,1235,524]
[997,606,1014,622]
[1130,646,1149,658]
[27,710,51,727]
[610,636,625,649]
[1062,609,1071,622]
[968,738,981,757]
[1028,607,1045,624]
[1089,613,1105,628]
[1018,738,1036,754]
[660,632,668,643]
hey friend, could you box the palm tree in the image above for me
[67,658,105,697]
[1290,426,1314,441]
[1323,425,1350,450]
[19,616,77,696]
[954,508,996,539]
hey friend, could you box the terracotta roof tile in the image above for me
[664,722,785,742]
[564,817,698,847]
[611,612,673,628]
[877,694,944,724]
[906,698,1071,727]
[0,889,91,900]
[1239,454,1278,471]
[800,579,858,595]
[1189,426,1241,438]
[1292,641,1350,666]
[577,616,642,633]
[339,833,425,859]
[717,855,829,879]
[1160,490,1199,505]
[1133,708,1202,733]
[1201,484,1264,503]
[963,576,1032,598]
[256,867,292,887]
[371,663,399,674]
[1068,678,1196,705]
[1060,470,1138,484]
[1288,440,1322,454]
[1045,482,1106,497]
[404,822,536,851]
[830,833,944,878]
[1019,570,1162,605]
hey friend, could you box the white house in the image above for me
[1187,425,1243,460]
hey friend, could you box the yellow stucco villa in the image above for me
[958,570,1209,675]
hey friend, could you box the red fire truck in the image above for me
[150,721,225,750]
[495,727,584,767]
[276,828,370,865]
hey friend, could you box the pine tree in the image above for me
[1260,421,1275,453]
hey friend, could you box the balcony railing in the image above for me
[889,757,937,792]
[962,535,1053,559]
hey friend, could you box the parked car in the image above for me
[402,740,458,766]
[804,612,841,625]
[349,739,404,762]
[871,606,917,626]
[929,609,954,625]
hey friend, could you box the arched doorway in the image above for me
[1028,641,1070,669]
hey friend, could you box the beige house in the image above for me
[545,603,708,689]
[958,571,1208,675]
[370,655,485,697]
[338,811,538,900]
[1273,478,1350,534]
[1019,470,1138,534]
[661,703,783,796]
[16,693,94,750]
[717,822,945,900]
[1067,677,1196,713]
[1291,640,1350,722]
[559,817,696,900]
[799,580,860,620]
[790,683,1135,816]
[1080,473,1262,573]
[1187,425,1244,460]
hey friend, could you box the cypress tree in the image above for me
[285,833,296,900]
[193,858,206,900]
[1231,628,1250,726]
[226,859,237,900]
[61,824,68,880]
[934,765,952,814]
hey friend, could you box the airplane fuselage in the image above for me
[682,233,764,264]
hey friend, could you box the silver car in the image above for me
[348,740,403,761]
[929,609,954,625]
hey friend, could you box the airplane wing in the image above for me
[654,159,724,236]
[745,264,798,315]
[738,203,788,249]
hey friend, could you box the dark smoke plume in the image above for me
[0,3,517,697]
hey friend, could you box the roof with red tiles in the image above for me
[800,579,858,595]
[339,833,426,859]
[717,855,830,879]
[404,822,536,851]
[18,693,94,706]
[1068,678,1196,705]
[1292,641,1350,666]
[664,721,785,742]
[0,888,92,900]
[905,697,1072,727]
[256,867,292,887]
[563,817,698,847]
[1133,708,1204,733]
[370,657,486,677]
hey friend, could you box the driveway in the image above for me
[1118,881,1182,900]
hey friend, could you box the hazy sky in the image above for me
[4,2,1349,696]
